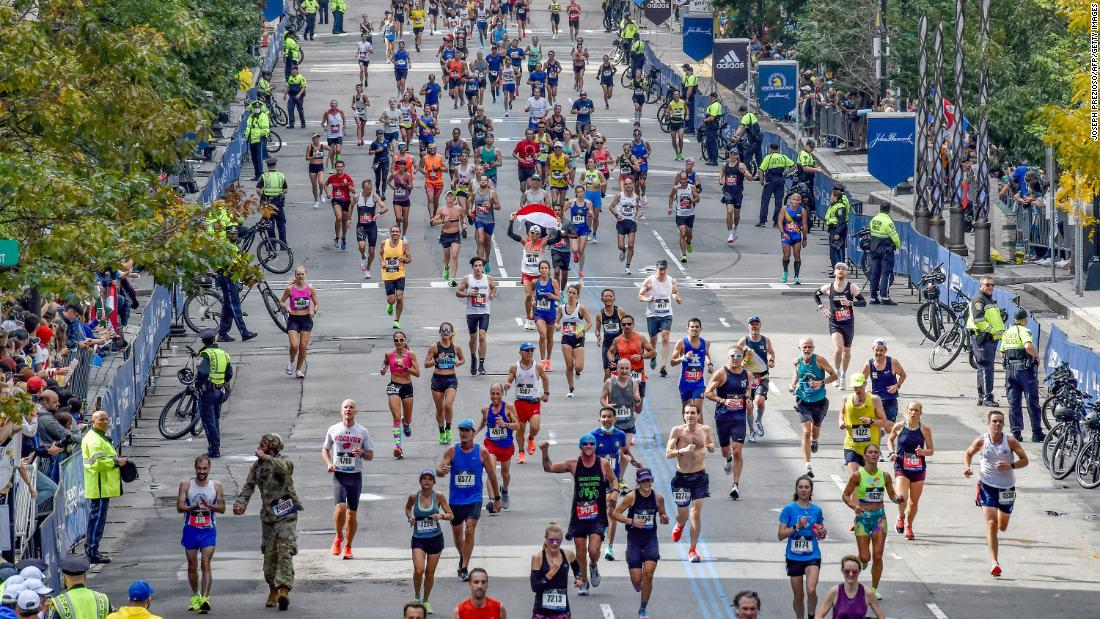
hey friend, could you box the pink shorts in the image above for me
[515,399,541,422]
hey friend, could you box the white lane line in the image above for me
[649,228,687,275]
[927,603,949,619]
[491,235,509,278]
[600,604,616,619]
[514,317,524,327]
[360,282,379,289]
[719,317,731,328]
[890,552,902,560]
[830,474,846,491]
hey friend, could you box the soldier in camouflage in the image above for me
[232,433,303,611]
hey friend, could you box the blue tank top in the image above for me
[441,47,457,61]
[678,337,707,388]
[569,201,589,230]
[714,367,749,419]
[534,278,556,316]
[434,342,456,371]
[783,205,803,236]
[869,356,898,402]
[795,354,827,402]
[449,444,484,505]
[447,140,464,165]
[593,426,627,478]
[630,141,648,168]
[394,49,409,69]
[484,402,514,448]
[411,492,444,539]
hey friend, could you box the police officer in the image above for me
[283,31,302,79]
[1000,309,1044,442]
[46,556,110,619]
[796,140,822,214]
[301,0,318,40]
[196,329,233,459]
[702,93,725,166]
[825,183,850,272]
[755,143,793,225]
[731,105,762,172]
[629,35,645,73]
[81,411,124,564]
[256,158,289,245]
[681,65,698,131]
[233,433,302,611]
[245,100,271,181]
[867,203,899,304]
[256,71,273,106]
[967,276,1006,407]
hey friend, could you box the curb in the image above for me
[1021,282,1100,345]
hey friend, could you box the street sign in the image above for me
[867,113,917,188]
[0,240,19,268]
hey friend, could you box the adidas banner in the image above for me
[712,39,749,91]
[643,0,672,26]
[682,14,714,61]
[756,60,798,121]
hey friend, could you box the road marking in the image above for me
[491,235,509,277]
[719,318,730,328]
[649,228,687,275]
[890,552,902,560]
[514,316,524,327]
[600,604,615,619]
[830,474,846,491]
[361,282,378,288]
[927,603,949,619]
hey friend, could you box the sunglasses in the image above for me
[730,354,743,359]
[622,322,634,327]
[394,337,406,342]
[546,537,563,543]
[842,568,860,575]
[580,442,596,447]
[440,328,453,334]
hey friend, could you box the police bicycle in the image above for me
[158,346,232,440]
[1041,363,1082,430]
[237,216,294,274]
[927,285,979,371]
[914,263,969,342]
[1042,395,1100,487]
[183,273,289,335]
[695,120,733,162]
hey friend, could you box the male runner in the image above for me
[421,143,447,219]
[737,316,776,442]
[789,337,839,478]
[503,342,550,464]
[704,346,753,499]
[720,151,753,244]
[321,399,374,559]
[607,315,656,401]
[840,374,890,476]
[380,98,402,156]
[671,317,711,410]
[457,256,496,375]
[595,290,627,380]
[469,176,501,269]
[379,225,412,328]
[592,406,637,562]
[321,99,346,170]
[540,435,620,595]
[432,191,465,285]
[667,171,700,262]
[437,419,502,582]
[452,567,506,618]
[477,383,519,510]
[815,263,866,389]
[607,177,640,273]
[964,410,1028,577]
[638,260,682,377]
[665,404,715,562]
[611,468,668,619]
[324,160,355,250]
[176,455,225,613]
[601,358,642,443]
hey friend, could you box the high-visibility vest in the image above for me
[201,347,231,385]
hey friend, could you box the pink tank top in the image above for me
[288,284,312,312]
[389,349,411,375]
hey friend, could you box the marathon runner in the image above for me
[324,160,355,250]
[280,267,319,379]
[671,317,711,410]
[789,337,838,478]
[602,358,643,443]
[507,218,560,331]
[567,187,593,278]
[456,256,496,375]
[405,470,453,615]
[840,444,905,601]
[597,55,615,109]
[639,260,682,377]
[611,468,667,619]
[411,2,426,51]
[540,435,619,596]
[666,89,687,160]
[445,129,472,185]
[431,190,465,285]
[531,260,560,370]
[629,129,652,203]
[667,171,700,263]
[368,130,391,199]
[581,158,605,243]
[503,342,550,464]
[566,0,581,42]
[548,204,573,294]
[354,179,388,279]
[778,476,826,619]
[529,522,583,615]
[556,284,591,396]
[704,345,753,500]
[307,134,332,210]
[779,193,808,284]
[379,99,402,157]
[887,401,933,540]
[389,158,415,239]
[814,556,887,619]
[545,51,562,102]
[321,399,374,560]
[596,289,626,380]
[607,315,655,401]
[720,151,753,244]
[840,374,890,477]
[321,100,347,170]
[421,74,443,115]
[454,567,506,619]
[665,404,715,562]
[379,225,411,328]
[469,107,494,152]
[591,406,638,561]
[477,384,519,510]
[501,62,518,114]
[421,143,447,219]
[862,339,907,422]
[608,177,641,273]
[176,455,225,614]
[737,316,776,442]
[381,330,421,458]
[815,263,866,390]
[437,418,502,583]
[351,84,371,147]
[963,410,1028,577]
[426,322,465,445]
[477,136,503,192]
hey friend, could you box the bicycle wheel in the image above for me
[261,283,290,333]
[929,324,964,371]
[1050,423,1083,480]
[159,390,199,440]
[272,104,289,127]
[267,130,283,153]
[610,47,624,65]
[860,253,873,280]
[968,346,977,369]
[1042,422,1067,472]
[257,237,294,274]
[717,141,730,161]
[916,302,955,341]
[184,290,223,334]
[646,85,661,105]
[619,71,632,88]
[1076,438,1100,489]
[1042,395,1064,431]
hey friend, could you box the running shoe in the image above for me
[872,587,882,600]
[723,457,732,475]
[589,564,601,587]
[445,428,453,443]
[387,303,394,315]
[341,238,347,250]
[502,490,510,509]
[392,320,400,328]
[443,266,451,280]
[687,548,701,563]
[334,238,340,249]
[748,429,758,443]
[780,272,788,283]
[659,366,668,378]
[838,373,846,390]
[544,359,552,372]
[485,263,491,273]
[671,523,684,542]
[296,369,306,379]
[805,462,814,478]
[449,278,458,287]
[286,362,293,376]
[422,601,433,615]
[360,259,368,271]
[438,431,447,445]
[516,451,526,464]
[991,562,1001,577]
[793,276,801,285]
[755,419,764,437]
[364,270,372,280]
[471,362,478,376]
[189,594,202,611]
[525,319,535,330]
[638,608,648,618]
[905,525,915,540]
[686,242,693,253]
[527,438,536,454]
[729,483,739,500]
[619,249,626,262]
[578,269,585,279]
[729,230,737,243]
[591,233,598,243]
[810,439,819,454]
[312,201,320,209]
[681,255,687,263]
[342,546,354,560]
[895,514,905,534]
[604,545,615,561]
[577,582,590,596]
[403,421,412,437]
[650,358,657,370]
[572,251,579,263]
[393,446,404,459]
[197,597,211,614]
[567,389,574,398]
[331,536,343,555]
[624,266,631,274]
[478,360,486,375]
[458,566,470,582]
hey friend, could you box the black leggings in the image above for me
[375,164,389,197]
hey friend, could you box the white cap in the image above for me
[2,583,25,605]
[22,578,51,595]
[16,589,40,612]
[17,567,43,582]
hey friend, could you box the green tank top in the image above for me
[857,468,886,504]
[528,45,541,65]
[411,492,443,539]
[794,354,826,402]
[479,147,497,173]
[584,169,601,188]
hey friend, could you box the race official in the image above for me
[756,143,793,225]
[195,329,233,459]
[681,65,698,131]
[825,184,850,270]
[867,203,899,304]
[245,101,270,181]
[702,94,725,166]
[256,158,289,244]
[967,276,1006,407]
[795,140,822,213]
[1000,309,1044,442]
[45,556,110,619]
[81,411,124,565]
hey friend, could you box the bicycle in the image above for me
[1074,408,1100,489]
[928,285,979,371]
[262,96,290,127]
[266,129,283,153]
[286,1,307,34]
[1042,363,1083,430]
[184,274,289,334]
[1042,400,1088,480]
[236,217,294,274]
[158,347,233,439]
[695,120,733,162]
[609,38,629,66]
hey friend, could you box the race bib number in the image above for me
[726,395,745,410]
[335,454,356,470]
[292,298,310,311]
[455,472,475,488]
[415,518,440,534]
[572,214,585,225]
[852,425,871,442]
[536,298,551,311]
[575,500,598,520]
[684,369,702,382]
[634,512,655,528]
[552,170,565,180]
[784,221,799,233]
[630,370,643,381]
[471,292,487,308]
[834,308,852,321]
[562,322,576,335]
[864,488,884,503]
[673,488,691,505]
[358,213,375,224]
[385,257,400,272]
[271,496,297,519]
[488,426,508,440]
[517,385,535,398]
[616,406,632,421]
[188,510,212,529]
[791,536,812,554]
[654,298,670,312]
[542,590,567,611]
[750,375,762,388]
[524,252,540,268]
[998,488,1016,504]
[386,383,400,395]
[902,454,922,471]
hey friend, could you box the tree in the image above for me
[712,0,807,44]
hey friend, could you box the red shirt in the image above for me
[327,173,354,202]
[567,3,580,19]
[513,140,538,168]
[456,598,503,619]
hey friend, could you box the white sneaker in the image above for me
[364,269,372,280]
[732,229,738,242]
[296,369,306,378]
[313,201,320,209]
[727,232,735,244]
[838,373,846,390]
[286,362,294,376]
[624,266,631,274]
[360,259,368,271]
[723,458,732,474]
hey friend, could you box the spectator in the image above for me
[81,410,125,564]
[61,305,104,351]
[105,580,163,619]
[14,590,39,619]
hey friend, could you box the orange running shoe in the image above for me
[331,536,343,556]
[342,546,354,560]
[517,451,527,464]
[527,438,536,454]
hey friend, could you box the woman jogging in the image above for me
[529,522,583,619]
[306,134,331,209]
[840,444,905,601]
[779,475,827,619]
[425,322,466,445]
[814,556,885,619]
[567,187,592,278]
[405,470,453,616]
[381,330,421,458]
[887,401,932,540]
[532,260,560,372]
[279,266,319,379]
[556,283,592,397]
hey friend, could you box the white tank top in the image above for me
[618,193,638,220]
[979,433,1015,489]
[514,360,542,401]
[674,186,695,216]
[185,478,217,529]
[325,111,344,138]
[645,276,673,317]
[560,302,583,336]
[465,274,491,315]
[521,239,545,276]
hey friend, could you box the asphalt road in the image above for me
[90,3,1100,619]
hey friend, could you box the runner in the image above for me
[840,373,890,477]
[504,342,550,463]
[279,266,319,379]
[580,159,605,243]
[464,177,497,272]
[547,142,570,207]
[737,316,776,442]
[666,89,688,160]
[306,134,331,209]
[720,151,753,244]
[394,40,411,93]
[887,401,933,540]
[421,143,446,219]
[778,475,826,619]
[515,1,529,37]
[629,128,652,204]
[629,68,647,127]
[549,204,573,294]
[607,315,655,401]
[638,260,682,377]
[431,190,465,285]
[667,171,700,263]
[665,404,715,562]
[607,177,640,273]
[779,193,808,284]
[426,322,466,445]
[840,444,905,600]
[354,179,388,279]
[410,1,426,51]
[592,407,637,563]
[351,84,371,146]
[529,522,583,615]
[437,418,502,582]
[469,107,494,152]
[704,345,753,499]
[454,567,506,619]
[501,62,518,115]
[421,74,443,114]
[545,51,562,102]
[445,129,472,186]
[512,129,540,186]
[566,187,592,279]
[321,400,374,559]
[321,100,347,170]
[381,331,420,458]
[324,160,355,250]
[814,556,886,619]
[601,357,642,442]
[405,470,453,615]
[963,410,1028,577]
[507,217,559,330]
[477,136,503,191]
[457,256,497,375]
[379,225,411,328]
[369,130,391,199]
[176,455,225,614]
[671,317,711,410]
[525,88,550,132]
[389,156,415,239]
[566,0,581,41]
[611,468,667,619]
[815,263,866,390]
[597,55,615,109]
[596,289,626,380]
[540,435,619,596]
[531,261,560,370]
[478,384,519,510]
[861,339,907,422]
[379,98,401,157]
[788,337,838,478]
[556,284,591,396]
[398,92,419,147]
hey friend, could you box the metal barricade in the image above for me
[59,347,94,405]
[11,462,38,559]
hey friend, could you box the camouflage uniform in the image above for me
[232,434,303,591]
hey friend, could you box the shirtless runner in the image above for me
[432,191,465,286]
[664,404,715,563]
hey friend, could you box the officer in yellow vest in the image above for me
[331,0,347,34]
[81,411,123,564]
[681,65,698,131]
[966,276,1006,406]
[867,203,900,304]
[300,0,318,40]
[825,183,850,270]
[196,329,233,459]
[1000,309,1044,442]
[45,556,111,619]
[756,142,793,224]
[245,101,270,181]
[283,32,302,78]
[255,157,289,244]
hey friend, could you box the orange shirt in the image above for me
[456,598,504,619]
[423,153,445,185]
[613,332,646,379]
[447,58,465,81]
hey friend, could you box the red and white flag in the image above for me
[513,203,559,231]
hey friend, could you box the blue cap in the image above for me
[458,418,476,431]
[128,580,154,602]
[578,433,596,448]
[747,316,761,324]
[635,468,654,482]
[519,342,536,352]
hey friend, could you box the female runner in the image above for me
[556,283,592,397]
[380,330,421,458]
[279,266,319,379]
[425,322,466,445]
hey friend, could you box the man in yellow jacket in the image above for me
[106,581,162,619]
[82,411,125,564]
[46,556,112,619]
[331,0,348,34]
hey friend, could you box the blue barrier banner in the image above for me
[39,511,61,591]
[682,14,714,61]
[264,0,282,21]
[867,113,917,188]
[198,118,247,205]
[58,454,88,552]
[103,354,137,444]
[1045,326,1100,396]
[133,286,174,392]
[757,61,798,122]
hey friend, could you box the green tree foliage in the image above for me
[0,0,261,298]
[713,0,806,42]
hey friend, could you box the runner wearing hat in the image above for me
[436,418,501,583]
[611,468,668,619]
[737,316,776,442]
[405,469,453,615]
[503,342,550,464]
[507,213,561,330]
[477,383,519,508]
[704,345,753,499]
